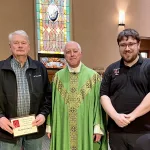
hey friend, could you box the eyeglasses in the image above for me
[119,42,137,49]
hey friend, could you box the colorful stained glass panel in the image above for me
[36,0,71,54]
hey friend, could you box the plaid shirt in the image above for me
[11,58,30,117]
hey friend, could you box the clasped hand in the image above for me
[114,113,136,128]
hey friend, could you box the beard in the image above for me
[121,52,138,63]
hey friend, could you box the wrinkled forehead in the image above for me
[11,34,29,43]
[64,43,80,51]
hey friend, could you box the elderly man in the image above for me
[0,30,52,150]
[47,41,107,150]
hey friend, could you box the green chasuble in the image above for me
[48,64,107,150]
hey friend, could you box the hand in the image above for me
[32,114,45,127]
[125,113,136,122]
[113,113,130,128]
[0,117,14,134]
[93,134,102,142]
[47,133,51,139]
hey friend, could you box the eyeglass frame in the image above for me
[119,42,138,49]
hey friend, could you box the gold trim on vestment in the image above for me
[54,73,100,150]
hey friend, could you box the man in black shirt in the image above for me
[100,28,150,150]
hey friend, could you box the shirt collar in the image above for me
[120,54,143,68]
[67,62,82,73]
[11,57,29,68]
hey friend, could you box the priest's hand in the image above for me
[32,114,45,127]
[0,117,14,134]
[93,134,102,142]
[47,133,51,139]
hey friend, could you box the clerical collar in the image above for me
[68,62,82,73]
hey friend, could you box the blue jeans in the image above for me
[0,136,43,150]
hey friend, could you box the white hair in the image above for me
[63,41,82,53]
[8,30,29,43]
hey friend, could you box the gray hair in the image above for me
[63,41,82,53]
[8,30,30,43]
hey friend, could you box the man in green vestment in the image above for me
[47,41,107,150]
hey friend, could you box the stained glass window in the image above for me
[36,0,71,54]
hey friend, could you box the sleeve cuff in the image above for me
[46,125,51,133]
[94,124,104,135]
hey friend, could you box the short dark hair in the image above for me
[117,28,140,45]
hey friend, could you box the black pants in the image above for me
[109,133,148,150]
[134,134,150,150]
